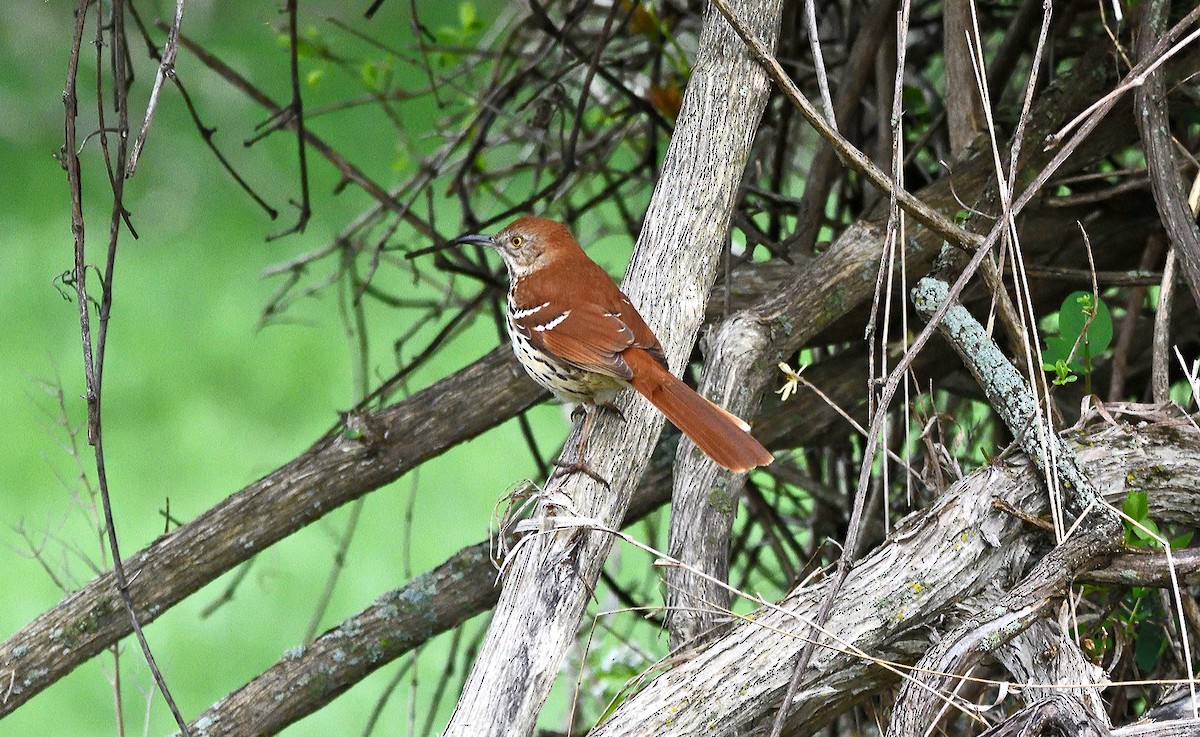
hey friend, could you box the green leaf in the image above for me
[1130,518,1160,543]
[1055,291,1113,372]
[459,2,479,31]
[1172,531,1194,549]
[360,61,389,92]
[1134,622,1166,671]
[1042,357,1077,385]
[1124,490,1149,520]
[1123,491,1157,547]
[1042,337,1067,367]
[391,141,411,171]
[285,28,332,60]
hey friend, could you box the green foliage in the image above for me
[359,58,391,92]
[1130,696,1148,718]
[1041,291,1112,392]
[433,2,484,66]
[590,648,643,722]
[459,1,479,30]
[1045,358,1078,386]
[1081,491,1195,681]
[902,82,930,121]
[1123,490,1158,546]
[1134,618,1167,672]
[1123,490,1192,549]
[283,26,335,61]
[392,139,412,171]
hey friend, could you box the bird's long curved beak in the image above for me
[450,233,495,248]
[405,232,494,260]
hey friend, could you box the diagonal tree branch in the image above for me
[0,348,541,717]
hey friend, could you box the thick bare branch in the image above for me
[666,314,774,649]
[976,695,1107,737]
[997,620,1110,727]
[443,1,784,733]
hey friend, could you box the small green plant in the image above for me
[1045,358,1077,386]
[1123,490,1192,549]
[1083,491,1196,682]
[1124,490,1158,547]
[1041,291,1112,393]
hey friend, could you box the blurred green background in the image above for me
[0,1,579,734]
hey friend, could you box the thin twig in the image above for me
[801,0,835,130]
[268,0,312,239]
[64,0,190,731]
[126,0,185,176]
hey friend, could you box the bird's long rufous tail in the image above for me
[625,349,773,472]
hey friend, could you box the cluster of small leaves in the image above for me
[1123,491,1192,550]
[1042,291,1113,391]
[1076,490,1196,717]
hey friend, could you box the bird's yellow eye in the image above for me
[510,236,524,248]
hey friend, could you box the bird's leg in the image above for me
[551,402,610,488]
[576,402,597,457]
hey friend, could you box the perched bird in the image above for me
[449,216,773,473]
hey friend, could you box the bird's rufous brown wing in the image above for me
[513,260,668,379]
[513,301,637,380]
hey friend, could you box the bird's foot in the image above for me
[550,459,611,489]
[592,401,626,423]
[569,401,626,424]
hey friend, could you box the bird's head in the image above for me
[452,216,578,279]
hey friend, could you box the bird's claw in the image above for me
[594,401,626,423]
[550,460,611,489]
[570,402,626,425]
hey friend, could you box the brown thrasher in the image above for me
[451,216,773,473]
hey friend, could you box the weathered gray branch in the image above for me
[179,337,901,736]
[665,314,774,649]
[976,694,1108,737]
[943,0,987,155]
[997,620,1109,728]
[184,544,499,736]
[1136,0,1200,314]
[1114,717,1200,736]
[589,419,1200,736]
[1084,548,1200,586]
[912,276,1116,523]
[885,533,1116,737]
[5,15,1198,729]
[888,275,1121,736]
[659,0,1141,688]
